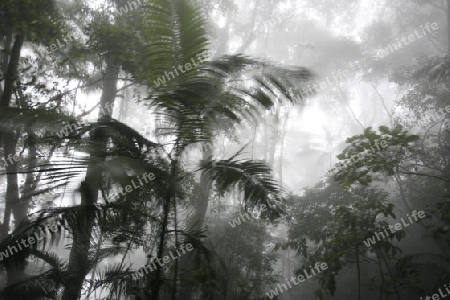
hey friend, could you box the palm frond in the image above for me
[89,263,135,300]
[199,159,284,220]
[140,0,209,88]
[0,216,65,269]
[29,249,67,270]
[0,269,62,300]
[90,246,127,265]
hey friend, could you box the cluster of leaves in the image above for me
[207,213,279,300]
[0,0,316,298]
[330,125,419,190]
[280,179,405,297]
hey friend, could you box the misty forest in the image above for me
[1,0,450,299]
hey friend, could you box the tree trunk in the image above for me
[150,178,173,300]
[61,61,119,300]
[177,146,212,300]
[0,33,25,294]
[0,34,24,107]
[278,108,290,186]
[20,130,37,217]
[0,32,13,96]
[355,245,361,300]
[2,133,22,288]
[376,251,385,300]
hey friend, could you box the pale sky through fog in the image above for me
[74,0,392,195]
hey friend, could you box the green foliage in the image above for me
[0,0,63,43]
[200,158,284,220]
[207,215,279,299]
[147,0,208,66]
[424,195,450,246]
[0,0,314,298]
[330,125,419,189]
[416,55,450,83]
[284,179,404,296]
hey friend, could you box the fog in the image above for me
[0,0,449,299]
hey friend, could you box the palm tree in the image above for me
[0,0,313,299]
[129,1,313,299]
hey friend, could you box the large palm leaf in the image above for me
[138,0,313,147]
[0,0,314,298]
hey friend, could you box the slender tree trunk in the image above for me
[264,113,268,161]
[355,245,361,300]
[0,32,24,236]
[21,130,37,210]
[0,32,13,96]
[376,252,385,300]
[150,155,180,300]
[171,201,179,300]
[268,106,280,167]
[61,61,119,300]
[0,33,24,229]
[2,133,22,289]
[150,184,172,300]
[178,145,212,300]
[0,33,25,294]
[380,255,402,300]
[1,34,24,107]
[278,108,290,186]
[0,134,18,239]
